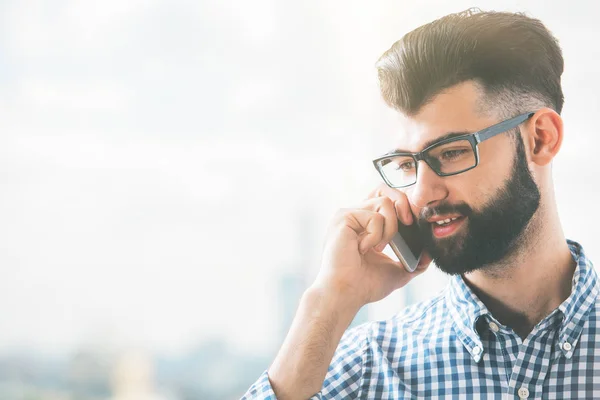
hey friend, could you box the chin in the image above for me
[431,226,469,253]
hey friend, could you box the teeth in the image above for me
[435,217,460,225]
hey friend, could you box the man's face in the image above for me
[391,81,540,275]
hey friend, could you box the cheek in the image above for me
[477,138,515,176]
[441,171,495,210]
[469,141,515,189]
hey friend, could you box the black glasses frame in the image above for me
[372,112,535,189]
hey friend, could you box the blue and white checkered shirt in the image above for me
[242,240,600,399]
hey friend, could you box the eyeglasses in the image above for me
[372,112,535,189]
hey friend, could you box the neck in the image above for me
[462,204,576,339]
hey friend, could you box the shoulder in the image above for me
[327,291,454,391]
[344,290,451,350]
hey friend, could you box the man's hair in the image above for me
[376,8,564,119]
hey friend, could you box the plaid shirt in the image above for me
[242,240,599,399]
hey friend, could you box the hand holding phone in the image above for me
[366,183,428,273]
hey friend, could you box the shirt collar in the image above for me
[444,239,597,362]
[556,240,598,358]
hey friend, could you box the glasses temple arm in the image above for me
[474,112,535,143]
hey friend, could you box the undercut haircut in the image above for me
[376,8,564,119]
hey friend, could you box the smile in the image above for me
[431,216,466,238]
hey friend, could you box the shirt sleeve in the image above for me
[240,323,370,400]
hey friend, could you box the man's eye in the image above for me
[395,161,415,171]
[441,149,468,160]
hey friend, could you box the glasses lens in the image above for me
[378,155,417,187]
[425,139,476,174]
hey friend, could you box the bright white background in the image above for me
[1,0,598,398]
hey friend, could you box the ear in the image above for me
[526,108,564,166]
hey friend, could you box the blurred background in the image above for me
[1,0,598,399]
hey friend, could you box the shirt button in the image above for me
[489,322,499,332]
[472,346,481,355]
[518,387,530,399]
[562,342,572,351]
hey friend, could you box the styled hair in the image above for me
[376,8,564,118]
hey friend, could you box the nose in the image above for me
[405,160,449,209]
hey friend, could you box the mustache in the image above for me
[418,202,473,222]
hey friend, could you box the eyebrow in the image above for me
[386,131,472,155]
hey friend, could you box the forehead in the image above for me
[390,81,498,152]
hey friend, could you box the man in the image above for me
[243,9,598,399]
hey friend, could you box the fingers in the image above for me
[343,184,418,256]
[360,197,398,252]
[344,209,386,254]
[394,196,413,226]
[366,182,401,201]
[366,183,413,226]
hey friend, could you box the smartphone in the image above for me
[388,221,424,273]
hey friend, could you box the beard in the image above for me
[416,133,541,275]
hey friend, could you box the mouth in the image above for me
[430,216,467,238]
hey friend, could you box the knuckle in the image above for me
[367,183,389,199]
[365,195,393,211]
[340,208,361,223]
[341,211,354,223]
[371,212,385,226]
[395,195,409,210]
[376,197,396,218]
[333,208,353,226]
[378,196,393,207]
